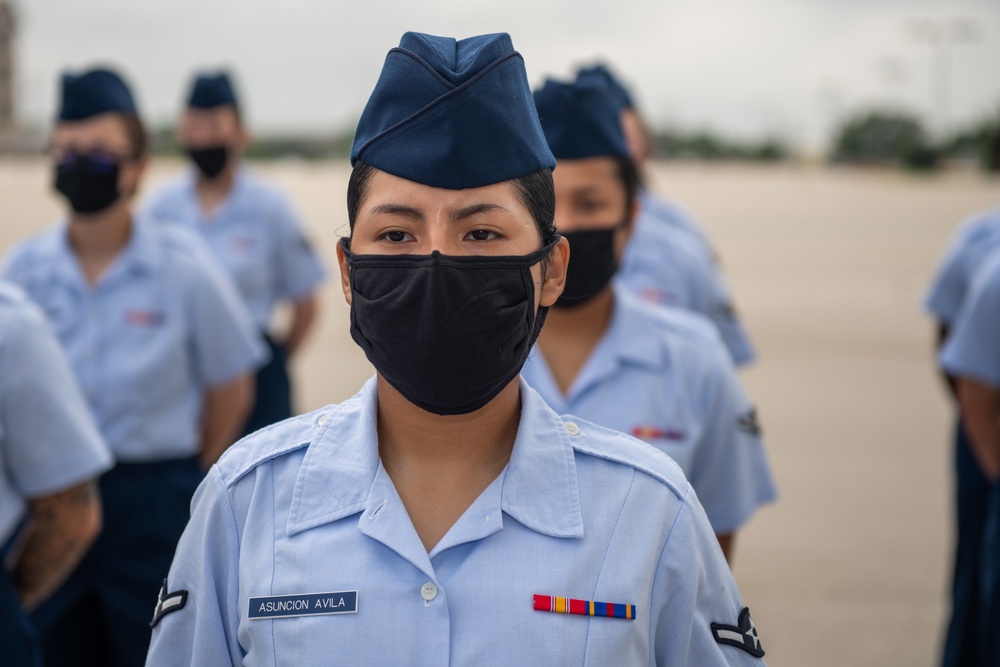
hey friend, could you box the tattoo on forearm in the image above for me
[11,481,99,610]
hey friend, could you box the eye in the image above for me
[576,199,604,214]
[465,229,500,242]
[380,230,414,243]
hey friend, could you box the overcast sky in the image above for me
[9,0,1000,149]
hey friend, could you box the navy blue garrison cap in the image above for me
[187,72,238,109]
[533,78,629,160]
[351,32,555,190]
[576,64,634,111]
[58,68,137,121]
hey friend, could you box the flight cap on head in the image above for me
[533,78,629,160]
[575,63,634,111]
[187,72,239,110]
[58,68,137,121]
[351,32,556,190]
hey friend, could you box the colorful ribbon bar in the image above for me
[533,594,636,620]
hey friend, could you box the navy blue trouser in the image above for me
[30,458,202,667]
[241,335,292,437]
[0,547,41,667]
[942,420,993,667]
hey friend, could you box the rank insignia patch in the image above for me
[150,579,188,628]
[737,407,762,437]
[711,606,764,658]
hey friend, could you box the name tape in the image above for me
[248,591,358,620]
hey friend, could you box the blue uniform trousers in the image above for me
[943,420,992,667]
[30,458,201,667]
[0,540,41,667]
[241,335,291,437]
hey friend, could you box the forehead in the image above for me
[362,169,529,214]
[52,113,131,148]
[181,106,239,128]
[552,157,620,189]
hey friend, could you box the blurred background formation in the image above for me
[1,1,1000,665]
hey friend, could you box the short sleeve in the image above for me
[650,492,767,665]
[271,195,326,301]
[690,266,756,367]
[940,254,1000,389]
[146,467,243,666]
[687,361,777,534]
[0,301,112,498]
[925,233,974,325]
[183,242,269,386]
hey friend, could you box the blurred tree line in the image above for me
[147,108,1000,174]
[829,109,1000,172]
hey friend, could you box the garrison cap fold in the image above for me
[533,78,629,160]
[58,68,137,121]
[351,32,555,189]
[576,63,634,111]
[187,72,239,109]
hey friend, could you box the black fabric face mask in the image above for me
[187,145,229,179]
[341,236,559,416]
[555,225,624,308]
[54,153,123,215]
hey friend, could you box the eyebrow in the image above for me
[368,203,424,220]
[367,202,508,222]
[452,203,507,220]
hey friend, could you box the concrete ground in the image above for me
[3,158,999,665]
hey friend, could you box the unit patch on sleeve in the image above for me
[711,606,764,658]
[150,579,188,628]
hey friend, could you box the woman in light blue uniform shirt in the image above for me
[940,249,1000,666]
[1,67,266,666]
[147,32,766,666]
[924,207,1000,667]
[0,281,112,667]
[574,64,756,367]
[144,71,326,436]
[525,77,775,561]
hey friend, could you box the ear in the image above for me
[122,156,149,199]
[336,240,353,306]
[538,236,570,308]
[617,197,640,257]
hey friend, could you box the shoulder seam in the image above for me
[568,421,690,501]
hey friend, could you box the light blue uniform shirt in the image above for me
[144,168,327,331]
[941,250,1000,389]
[1,220,268,462]
[618,207,756,366]
[0,281,112,544]
[638,189,714,257]
[523,287,775,534]
[146,378,767,665]
[925,207,1000,326]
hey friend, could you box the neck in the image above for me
[540,285,615,342]
[195,162,237,196]
[376,374,521,479]
[68,203,132,261]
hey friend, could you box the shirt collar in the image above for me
[42,217,162,287]
[286,376,584,540]
[610,284,667,369]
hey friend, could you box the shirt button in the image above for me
[564,421,581,436]
[420,582,438,602]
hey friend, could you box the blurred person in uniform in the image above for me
[144,71,326,435]
[940,249,1000,665]
[925,207,1000,667]
[147,32,767,666]
[1,67,267,666]
[0,281,112,667]
[575,64,756,367]
[526,77,775,561]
